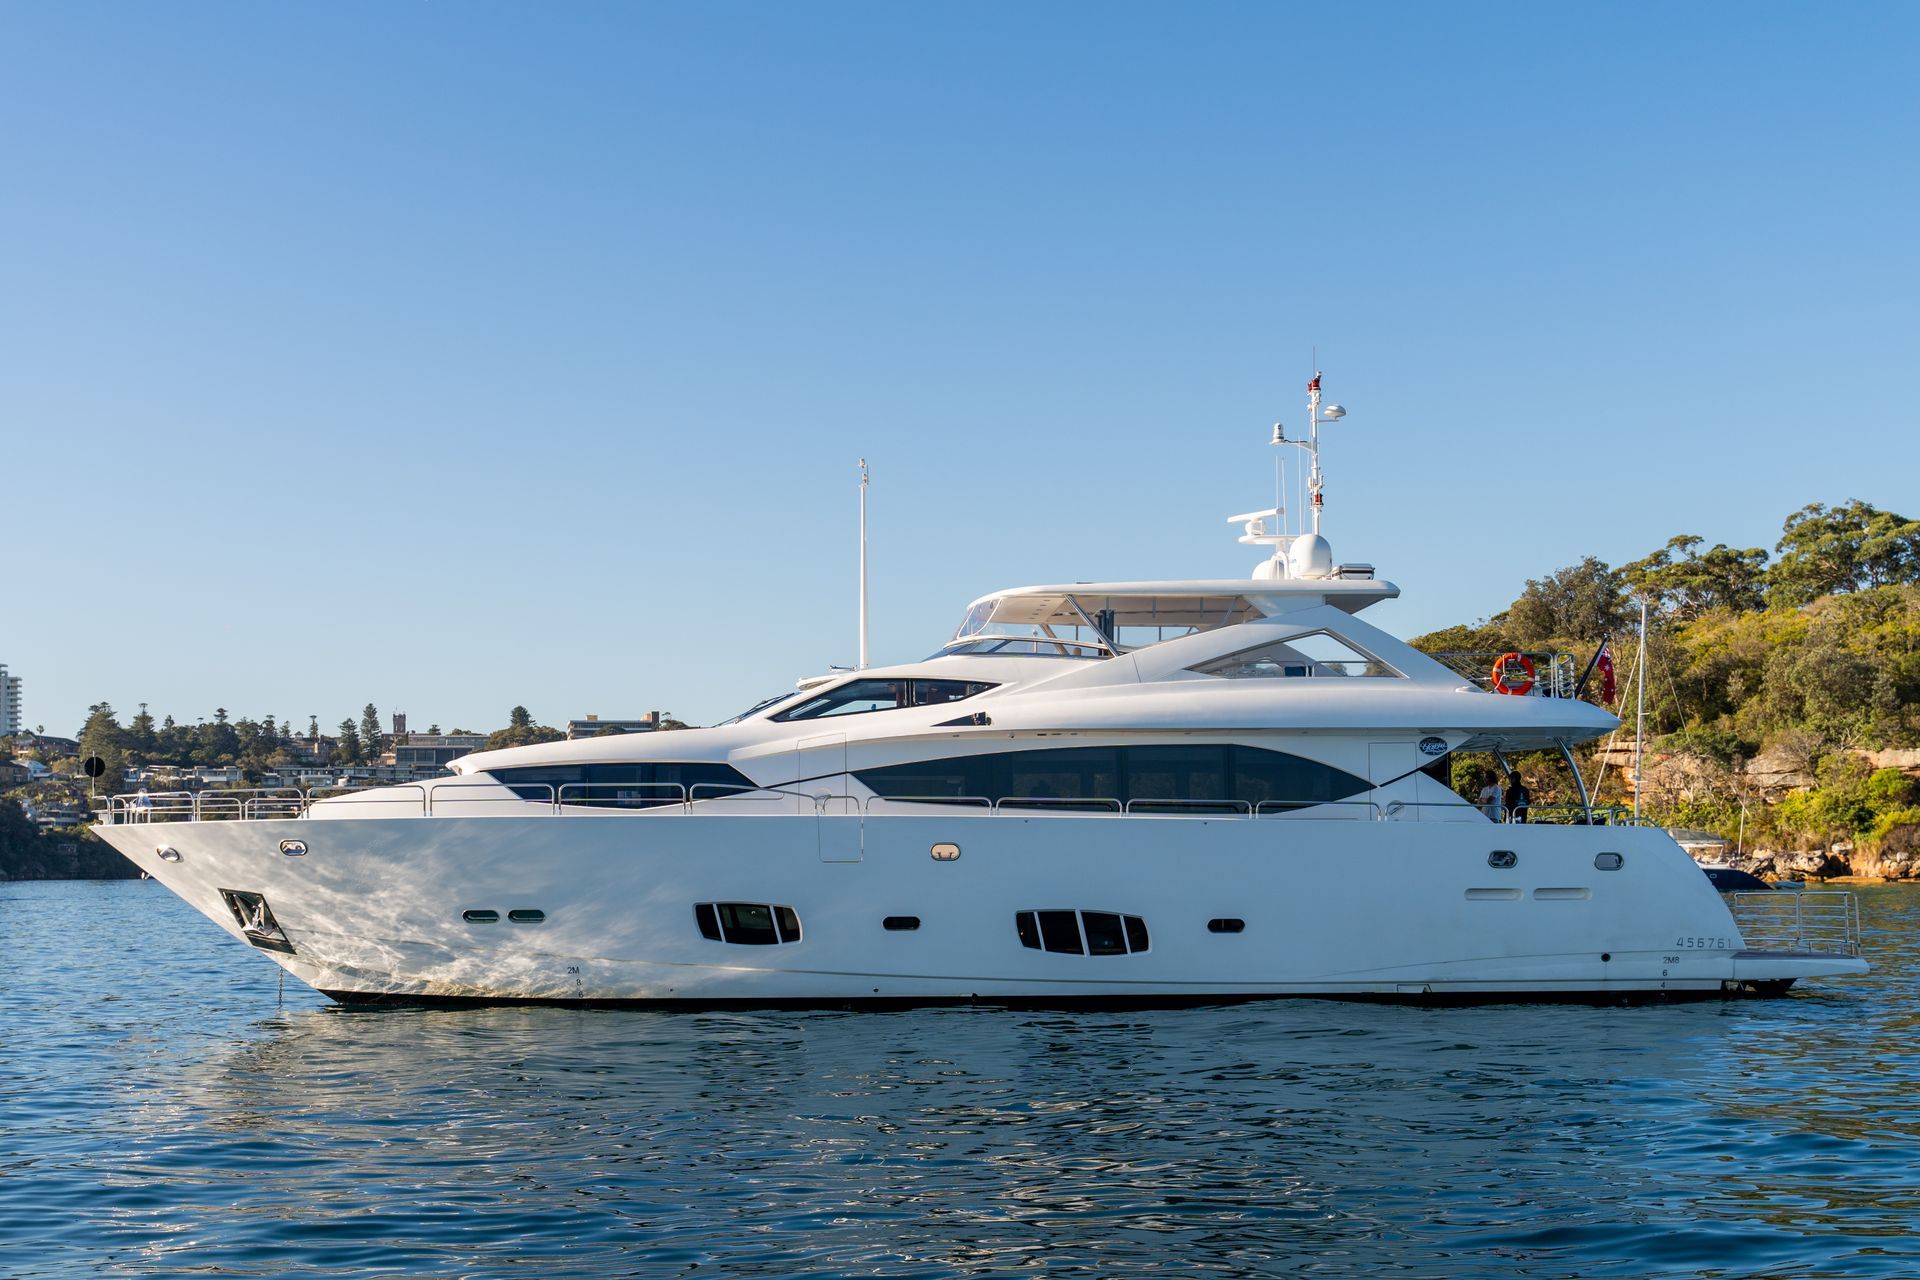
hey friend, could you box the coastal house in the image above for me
[565,713,664,739]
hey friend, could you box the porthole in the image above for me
[883,916,921,931]
[775,905,801,942]
[694,902,802,945]
[1082,911,1128,955]
[1488,849,1518,869]
[1016,909,1149,955]
[463,909,500,924]
[156,846,181,863]
[1015,912,1040,949]
[508,909,546,923]
[1038,910,1082,954]
[1594,851,1625,871]
[1207,918,1246,934]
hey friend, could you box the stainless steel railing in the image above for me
[1727,890,1863,957]
[1429,651,1579,698]
[94,783,1653,827]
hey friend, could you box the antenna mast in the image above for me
[1307,370,1325,535]
[857,458,870,671]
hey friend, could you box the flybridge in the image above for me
[941,579,1401,659]
[940,372,1395,661]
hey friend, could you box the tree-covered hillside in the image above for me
[1411,500,1920,861]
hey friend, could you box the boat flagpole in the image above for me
[1633,595,1647,820]
[858,458,870,671]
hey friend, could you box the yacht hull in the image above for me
[96,814,1866,1004]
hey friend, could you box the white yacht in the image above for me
[95,379,1867,1005]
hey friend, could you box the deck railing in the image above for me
[94,784,1654,827]
[1727,890,1863,957]
[1429,651,1579,698]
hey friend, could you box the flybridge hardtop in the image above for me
[92,371,1867,1005]
[456,585,1614,777]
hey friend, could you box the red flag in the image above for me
[1597,643,1617,704]
[1307,373,1321,394]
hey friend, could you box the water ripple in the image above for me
[7,881,1920,1277]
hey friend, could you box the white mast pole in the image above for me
[1307,372,1324,536]
[1633,594,1647,820]
[858,458,870,671]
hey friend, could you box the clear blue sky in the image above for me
[3,3,1916,738]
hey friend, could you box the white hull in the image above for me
[96,812,1866,1004]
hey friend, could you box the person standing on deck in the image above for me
[1504,774,1531,824]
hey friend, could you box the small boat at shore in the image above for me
[92,375,1868,1005]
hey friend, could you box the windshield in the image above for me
[716,692,805,725]
[772,678,997,723]
[946,592,1266,655]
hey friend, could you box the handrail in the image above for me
[92,782,1645,828]
[1429,651,1579,698]
[1727,890,1862,957]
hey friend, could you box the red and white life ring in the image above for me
[1490,652,1537,696]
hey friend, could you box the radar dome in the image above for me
[1287,533,1334,579]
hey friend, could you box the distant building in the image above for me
[9,733,78,759]
[565,712,663,740]
[32,802,91,830]
[0,663,21,737]
[391,732,486,771]
[0,760,29,789]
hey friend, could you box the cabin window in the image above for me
[858,744,1369,813]
[694,902,802,945]
[490,761,756,807]
[1188,632,1400,680]
[1015,909,1150,955]
[773,679,997,722]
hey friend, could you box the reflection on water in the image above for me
[7,881,1920,1278]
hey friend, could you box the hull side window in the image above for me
[859,744,1368,813]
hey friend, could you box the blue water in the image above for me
[6,882,1920,1278]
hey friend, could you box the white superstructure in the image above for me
[93,378,1866,1005]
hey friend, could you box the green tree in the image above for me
[154,714,193,765]
[195,708,240,766]
[1623,535,1769,618]
[335,720,363,765]
[77,703,127,786]
[1771,500,1920,605]
[486,707,564,751]
[127,706,158,759]
[360,704,383,761]
[1503,556,1630,648]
